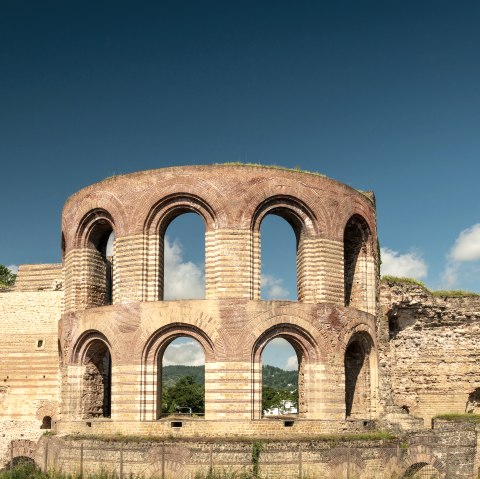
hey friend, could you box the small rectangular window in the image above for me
[171,421,182,428]
[35,340,45,350]
[284,420,294,427]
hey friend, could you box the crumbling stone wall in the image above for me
[381,280,480,425]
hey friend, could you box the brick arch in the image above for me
[143,192,217,235]
[250,195,318,302]
[141,193,214,301]
[251,322,320,419]
[64,190,128,251]
[70,331,112,419]
[71,329,112,365]
[141,323,215,420]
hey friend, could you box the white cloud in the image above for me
[440,224,480,289]
[164,236,205,300]
[163,340,205,366]
[7,264,18,274]
[261,274,290,299]
[285,355,298,371]
[450,224,480,262]
[380,247,427,279]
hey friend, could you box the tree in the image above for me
[0,265,16,287]
[162,375,204,414]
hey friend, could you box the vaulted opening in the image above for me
[260,214,298,301]
[86,220,114,306]
[261,338,299,417]
[157,336,205,419]
[344,215,372,311]
[161,212,205,300]
[345,332,375,419]
[82,340,111,419]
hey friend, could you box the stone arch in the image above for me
[400,452,445,479]
[141,323,214,420]
[343,214,375,314]
[143,193,215,300]
[75,208,116,307]
[344,330,378,419]
[251,195,317,301]
[252,323,319,419]
[10,440,37,467]
[71,331,112,419]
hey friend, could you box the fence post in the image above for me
[209,443,213,472]
[119,443,124,479]
[10,441,13,469]
[80,442,84,478]
[298,444,302,478]
[44,440,49,473]
[161,443,165,479]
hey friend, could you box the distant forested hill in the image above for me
[162,365,205,388]
[162,364,297,389]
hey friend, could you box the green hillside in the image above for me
[162,364,297,389]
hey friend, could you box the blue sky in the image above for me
[1,1,480,366]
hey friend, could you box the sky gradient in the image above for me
[1,1,479,301]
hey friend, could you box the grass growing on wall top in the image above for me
[214,162,326,177]
[430,290,480,297]
[381,276,426,287]
[434,413,480,423]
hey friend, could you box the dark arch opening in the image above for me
[402,463,439,478]
[161,212,205,300]
[86,219,114,306]
[157,336,205,419]
[40,416,52,429]
[82,340,112,418]
[345,333,374,419]
[344,215,371,309]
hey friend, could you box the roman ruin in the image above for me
[1,164,479,478]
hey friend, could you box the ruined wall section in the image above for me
[0,267,62,466]
[381,280,480,425]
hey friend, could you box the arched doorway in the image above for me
[345,331,377,419]
[82,339,112,418]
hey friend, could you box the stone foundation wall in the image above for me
[34,423,478,478]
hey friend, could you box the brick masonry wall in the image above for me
[0,288,62,466]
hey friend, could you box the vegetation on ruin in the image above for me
[0,265,16,288]
[430,290,480,297]
[381,276,480,297]
[214,162,326,178]
[434,413,480,423]
[380,276,426,287]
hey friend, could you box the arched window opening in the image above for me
[157,336,205,419]
[40,416,52,429]
[402,463,440,478]
[261,338,299,417]
[260,215,297,301]
[61,233,66,263]
[82,340,111,419]
[345,333,375,419]
[344,215,371,310]
[87,220,114,306]
[162,213,205,300]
